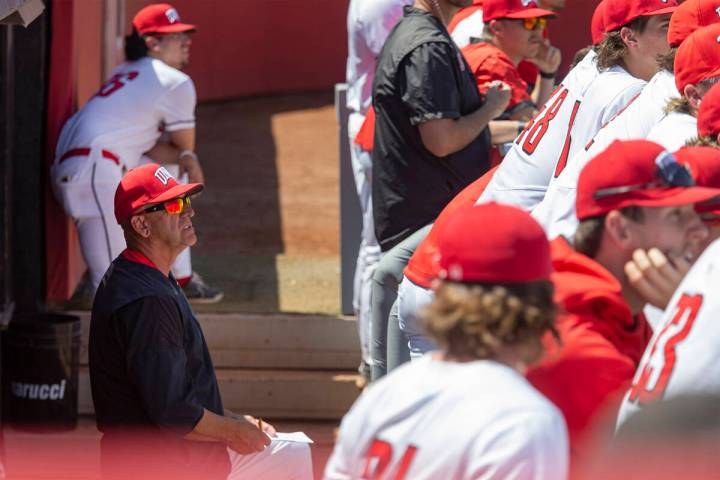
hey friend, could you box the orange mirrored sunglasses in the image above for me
[522,17,547,31]
[143,196,191,215]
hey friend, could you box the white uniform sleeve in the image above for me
[157,78,196,132]
[362,0,407,56]
[467,412,569,480]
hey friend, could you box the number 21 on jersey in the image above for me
[362,439,418,480]
[627,293,704,405]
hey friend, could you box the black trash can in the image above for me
[4,313,81,431]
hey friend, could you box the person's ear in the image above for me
[488,19,503,37]
[619,26,638,49]
[130,215,151,238]
[604,210,633,248]
[684,84,704,113]
[144,35,160,52]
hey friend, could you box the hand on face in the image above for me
[624,248,692,310]
[527,38,561,74]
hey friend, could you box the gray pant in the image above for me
[370,223,432,381]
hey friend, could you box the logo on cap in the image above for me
[165,8,180,24]
[154,166,173,185]
[520,0,537,6]
[716,6,720,17]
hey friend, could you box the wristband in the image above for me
[540,70,556,79]
[179,149,198,162]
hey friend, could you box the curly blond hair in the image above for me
[422,280,557,365]
[686,136,720,148]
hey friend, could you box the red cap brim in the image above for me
[641,6,677,17]
[582,186,720,220]
[504,8,556,19]
[142,22,196,34]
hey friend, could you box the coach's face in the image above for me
[145,199,198,254]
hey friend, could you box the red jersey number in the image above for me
[554,100,582,178]
[517,87,568,155]
[628,293,704,405]
[362,439,418,480]
[96,71,139,98]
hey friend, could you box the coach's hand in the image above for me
[224,415,272,454]
[179,150,205,184]
[625,248,692,310]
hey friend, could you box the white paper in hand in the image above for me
[273,432,314,444]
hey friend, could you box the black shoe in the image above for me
[182,273,224,304]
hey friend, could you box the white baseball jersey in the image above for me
[646,111,698,151]
[53,56,196,179]
[324,355,569,480]
[450,8,484,49]
[531,70,679,239]
[479,56,645,211]
[346,0,410,116]
[616,239,720,429]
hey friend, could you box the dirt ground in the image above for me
[192,91,339,256]
[189,91,342,314]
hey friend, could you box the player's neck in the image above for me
[622,56,657,83]
[593,247,646,315]
[413,0,460,27]
[438,348,528,374]
[147,51,182,71]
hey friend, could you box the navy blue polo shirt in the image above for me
[89,249,229,479]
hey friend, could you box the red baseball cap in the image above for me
[114,163,203,224]
[603,0,678,33]
[674,23,720,94]
[591,1,607,45]
[576,140,720,220]
[482,0,555,22]
[676,146,720,217]
[132,3,196,35]
[436,203,552,284]
[668,0,720,47]
[698,81,720,138]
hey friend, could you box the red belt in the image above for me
[59,148,120,165]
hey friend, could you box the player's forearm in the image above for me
[186,408,233,443]
[533,75,557,106]
[418,105,496,157]
[144,142,181,164]
[168,128,196,151]
[490,120,525,144]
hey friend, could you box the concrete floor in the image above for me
[3,417,338,480]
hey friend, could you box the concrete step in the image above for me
[79,367,360,420]
[74,311,360,370]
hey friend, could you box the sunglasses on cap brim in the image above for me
[593,155,696,200]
